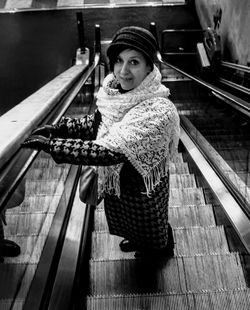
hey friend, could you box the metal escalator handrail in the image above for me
[181,115,250,219]
[157,53,250,117]
[221,61,250,74]
[0,53,100,213]
[219,77,250,96]
[0,65,86,171]
[158,52,250,250]
[52,52,100,124]
[180,124,250,254]
[24,57,102,310]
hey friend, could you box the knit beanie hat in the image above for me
[107,26,158,71]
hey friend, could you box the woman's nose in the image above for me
[120,62,129,75]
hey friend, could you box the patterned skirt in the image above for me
[103,163,170,250]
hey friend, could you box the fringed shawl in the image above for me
[95,65,180,197]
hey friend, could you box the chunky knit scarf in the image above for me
[95,65,180,197]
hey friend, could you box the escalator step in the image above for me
[169,204,216,227]
[5,213,54,236]
[91,226,229,260]
[171,153,184,163]
[6,194,62,214]
[169,162,190,174]
[25,180,64,196]
[89,253,246,295]
[87,292,190,310]
[170,174,197,188]
[86,288,250,310]
[173,226,229,255]
[25,167,69,181]
[170,188,206,206]
[94,204,216,232]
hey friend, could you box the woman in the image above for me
[23,26,180,256]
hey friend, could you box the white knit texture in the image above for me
[95,65,180,197]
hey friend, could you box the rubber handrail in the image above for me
[0,53,100,213]
[157,52,250,116]
[221,61,250,74]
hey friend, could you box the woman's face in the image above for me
[113,49,151,91]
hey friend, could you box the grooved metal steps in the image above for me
[87,151,250,309]
[91,226,230,259]
[89,252,246,295]
[86,289,250,309]
[94,204,216,231]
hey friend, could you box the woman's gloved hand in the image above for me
[31,124,57,138]
[22,135,51,153]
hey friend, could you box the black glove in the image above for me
[31,124,57,138]
[22,135,51,153]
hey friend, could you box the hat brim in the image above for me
[107,42,153,65]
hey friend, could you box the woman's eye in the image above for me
[130,60,139,65]
[115,57,122,63]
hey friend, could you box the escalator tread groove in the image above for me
[89,252,246,296]
[88,149,250,308]
[86,289,250,310]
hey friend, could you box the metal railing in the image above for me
[219,61,250,97]
[0,23,101,310]
[148,17,250,248]
[157,51,250,117]
[0,24,101,215]
[221,61,250,74]
[157,51,250,253]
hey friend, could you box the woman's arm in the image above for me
[32,109,102,140]
[53,109,102,140]
[22,135,126,165]
[50,138,126,166]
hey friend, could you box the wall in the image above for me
[0,5,199,116]
[195,0,250,65]
[0,10,79,116]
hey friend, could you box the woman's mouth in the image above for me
[119,77,134,88]
[119,76,132,82]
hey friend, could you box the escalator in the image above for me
[0,40,101,308]
[86,157,250,309]
[168,79,250,192]
[83,59,250,308]
[1,23,250,310]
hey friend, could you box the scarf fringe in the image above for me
[98,167,121,198]
[143,157,169,197]
[99,157,169,198]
